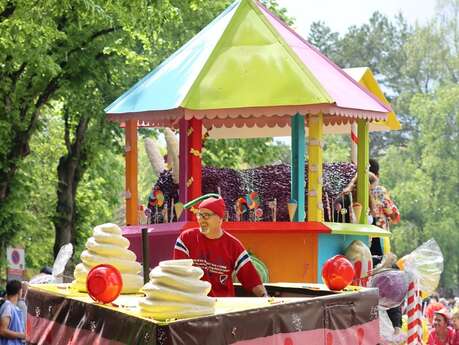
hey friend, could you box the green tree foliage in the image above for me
[307,1,459,291]
[0,0,293,270]
[203,138,290,168]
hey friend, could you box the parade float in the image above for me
[26,0,409,344]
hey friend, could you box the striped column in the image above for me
[351,122,358,164]
[407,280,422,345]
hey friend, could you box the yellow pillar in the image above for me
[357,119,369,224]
[125,120,138,225]
[307,113,324,221]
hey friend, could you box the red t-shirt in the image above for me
[427,327,455,345]
[173,228,262,297]
[453,330,459,345]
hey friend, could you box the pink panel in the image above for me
[231,319,379,345]
[256,3,391,114]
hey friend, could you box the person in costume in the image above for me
[427,309,454,345]
[173,196,267,297]
[369,159,401,247]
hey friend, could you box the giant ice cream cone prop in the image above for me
[352,203,362,224]
[174,202,184,220]
[288,199,298,222]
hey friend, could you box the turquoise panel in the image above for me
[105,1,240,114]
[291,114,305,221]
[317,233,370,283]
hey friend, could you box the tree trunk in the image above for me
[0,132,31,202]
[53,115,89,258]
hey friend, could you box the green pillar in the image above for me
[291,114,305,221]
[357,119,369,224]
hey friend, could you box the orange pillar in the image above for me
[125,119,138,225]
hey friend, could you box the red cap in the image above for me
[198,197,225,218]
[435,308,450,321]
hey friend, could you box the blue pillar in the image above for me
[291,114,305,221]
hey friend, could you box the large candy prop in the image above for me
[321,255,355,291]
[344,240,372,287]
[87,264,123,304]
[368,270,409,309]
[398,239,444,345]
[370,239,443,345]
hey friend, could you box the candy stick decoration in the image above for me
[335,200,341,222]
[324,192,331,222]
[268,199,277,222]
[348,191,355,223]
[170,198,174,223]
[407,280,422,345]
[331,198,335,222]
[217,186,222,196]
[274,198,277,222]
[163,205,169,223]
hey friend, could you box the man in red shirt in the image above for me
[173,196,267,297]
[427,309,454,345]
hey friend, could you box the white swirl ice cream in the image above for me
[72,223,143,293]
[140,259,215,320]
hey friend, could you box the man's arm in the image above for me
[0,316,25,340]
[252,284,268,297]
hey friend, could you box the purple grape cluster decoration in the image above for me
[147,162,356,222]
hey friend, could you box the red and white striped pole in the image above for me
[407,280,422,344]
[351,122,358,164]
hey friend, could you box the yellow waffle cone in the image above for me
[287,203,297,222]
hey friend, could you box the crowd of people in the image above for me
[422,295,459,345]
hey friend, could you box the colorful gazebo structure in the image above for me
[106,0,394,283]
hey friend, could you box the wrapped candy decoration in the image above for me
[368,269,409,309]
[397,239,443,296]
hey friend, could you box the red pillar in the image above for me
[179,118,202,220]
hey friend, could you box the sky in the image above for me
[272,0,437,144]
[278,0,437,37]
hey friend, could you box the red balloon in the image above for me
[86,264,123,304]
[321,255,355,291]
